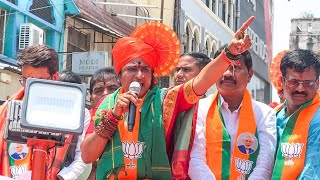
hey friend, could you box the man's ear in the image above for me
[90,96,94,106]
[247,69,254,83]
[281,76,285,87]
[316,79,320,88]
[51,72,59,80]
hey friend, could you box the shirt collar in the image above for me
[218,94,242,113]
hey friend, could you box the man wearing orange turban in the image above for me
[81,17,254,180]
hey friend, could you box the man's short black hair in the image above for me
[89,67,119,95]
[280,49,320,78]
[180,52,211,70]
[59,70,82,84]
[17,44,58,75]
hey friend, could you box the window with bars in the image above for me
[7,0,15,4]
[30,0,54,24]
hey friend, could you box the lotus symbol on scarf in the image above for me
[10,164,28,178]
[235,158,253,180]
[281,142,303,166]
[122,141,145,168]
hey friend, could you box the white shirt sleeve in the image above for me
[248,102,277,180]
[57,108,91,180]
[188,98,216,180]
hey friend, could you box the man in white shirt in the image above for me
[0,45,90,179]
[188,48,277,180]
[57,108,91,180]
[58,70,91,179]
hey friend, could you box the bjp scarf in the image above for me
[0,88,25,176]
[94,84,172,180]
[206,89,260,180]
[272,93,319,179]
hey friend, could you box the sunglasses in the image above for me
[283,77,318,88]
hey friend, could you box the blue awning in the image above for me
[0,54,20,73]
[0,54,17,66]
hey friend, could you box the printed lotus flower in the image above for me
[235,158,253,180]
[281,142,303,166]
[10,164,28,179]
[122,141,145,168]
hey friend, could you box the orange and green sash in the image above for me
[95,84,172,180]
[206,89,259,180]
[114,88,146,179]
[0,88,25,177]
[7,142,32,178]
[171,106,196,179]
[272,93,319,179]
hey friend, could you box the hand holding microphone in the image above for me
[128,82,141,132]
[112,81,141,131]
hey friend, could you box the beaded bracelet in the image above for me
[95,110,122,140]
[224,45,240,60]
[221,49,241,66]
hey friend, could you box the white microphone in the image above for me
[128,81,141,132]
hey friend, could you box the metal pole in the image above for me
[112,14,162,21]
[93,2,158,8]
[160,0,164,23]
[27,139,56,180]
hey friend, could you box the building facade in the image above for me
[62,0,134,73]
[177,0,236,57]
[176,0,273,103]
[290,18,320,52]
[240,0,273,103]
[0,0,78,103]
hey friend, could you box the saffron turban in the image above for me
[112,37,158,74]
[270,50,288,92]
[112,22,181,77]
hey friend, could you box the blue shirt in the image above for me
[299,107,320,179]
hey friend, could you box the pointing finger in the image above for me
[239,16,255,32]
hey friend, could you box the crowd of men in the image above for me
[0,15,319,180]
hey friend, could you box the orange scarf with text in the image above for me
[206,89,259,180]
[272,93,319,179]
[110,88,146,180]
[0,88,25,176]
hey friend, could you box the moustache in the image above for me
[292,91,308,96]
[221,76,236,84]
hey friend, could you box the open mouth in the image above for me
[175,80,185,85]
[137,82,145,91]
